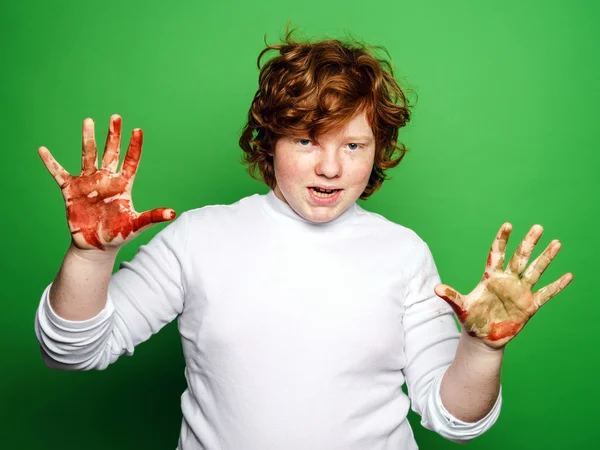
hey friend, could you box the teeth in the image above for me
[310,187,338,198]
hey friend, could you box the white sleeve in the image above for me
[34,212,189,371]
[402,241,501,442]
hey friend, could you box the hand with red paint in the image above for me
[39,114,176,251]
[434,224,573,350]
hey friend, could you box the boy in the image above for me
[35,32,572,449]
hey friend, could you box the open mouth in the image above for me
[308,187,341,198]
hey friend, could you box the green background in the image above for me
[2,0,598,448]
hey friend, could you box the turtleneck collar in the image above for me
[262,189,357,229]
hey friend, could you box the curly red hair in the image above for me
[239,30,412,199]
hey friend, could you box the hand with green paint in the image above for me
[434,224,573,350]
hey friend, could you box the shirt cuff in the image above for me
[41,283,115,331]
[425,367,502,442]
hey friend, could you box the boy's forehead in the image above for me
[321,113,374,139]
[299,112,374,139]
[345,112,373,132]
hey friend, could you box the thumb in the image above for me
[133,208,177,233]
[435,284,468,322]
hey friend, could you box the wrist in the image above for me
[460,329,505,359]
[67,242,120,264]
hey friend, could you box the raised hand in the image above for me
[39,115,175,251]
[435,224,573,349]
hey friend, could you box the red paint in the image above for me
[65,173,127,250]
[43,120,174,251]
[101,116,123,169]
[121,129,143,179]
[63,166,173,250]
[439,294,468,322]
[488,321,522,341]
[486,250,493,269]
[484,271,490,279]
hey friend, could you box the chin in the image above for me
[301,207,341,224]
[305,214,333,224]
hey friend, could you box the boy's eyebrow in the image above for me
[344,135,375,142]
[295,134,375,142]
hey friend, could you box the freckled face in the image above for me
[272,112,376,223]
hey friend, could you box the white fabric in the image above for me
[35,190,501,449]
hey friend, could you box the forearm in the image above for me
[49,243,119,321]
[440,330,504,422]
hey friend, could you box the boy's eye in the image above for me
[298,139,312,146]
[348,143,360,151]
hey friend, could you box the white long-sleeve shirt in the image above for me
[35,190,501,449]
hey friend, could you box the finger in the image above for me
[133,208,176,233]
[101,114,122,172]
[121,128,143,180]
[485,223,512,275]
[38,146,72,188]
[434,284,468,322]
[81,118,98,176]
[533,272,573,307]
[506,224,543,276]
[521,240,561,287]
